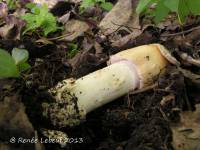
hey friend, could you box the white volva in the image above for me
[58,61,140,113]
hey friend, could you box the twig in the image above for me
[129,83,158,95]
[159,107,169,121]
[42,32,74,41]
[161,25,200,37]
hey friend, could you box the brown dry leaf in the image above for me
[111,30,140,48]
[0,95,36,149]
[171,28,200,47]
[0,2,8,18]
[172,104,200,150]
[99,0,140,36]
[178,68,200,89]
[57,12,71,24]
[0,23,14,39]
[179,68,200,80]
[59,19,89,42]
[68,38,93,73]
[0,15,26,40]
[94,41,103,57]
[184,28,200,44]
[160,94,175,106]
[36,38,54,45]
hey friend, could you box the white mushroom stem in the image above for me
[42,44,177,128]
[58,60,140,114]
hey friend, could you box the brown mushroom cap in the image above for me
[109,44,177,88]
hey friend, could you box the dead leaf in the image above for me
[179,68,200,81]
[111,31,140,48]
[57,12,71,24]
[0,15,26,40]
[68,38,93,73]
[0,95,36,149]
[99,0,139,35]
[160,94,175,106]
[59,19,89,42]
[172,104,200,150]
[94,41,103,57]
[0,2,8,18]
[36,38,54,45]
[99,0,143,49]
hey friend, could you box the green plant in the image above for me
[0,48,30,78]
[67,43,79,58]
[80,0,113,11]
[136,0,200,23]
[21,3,62,36]
[6,0,15,9]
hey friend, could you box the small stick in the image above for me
[129,83,158,95]
[161,26,200,37]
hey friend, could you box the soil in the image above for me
[0,1,200,150]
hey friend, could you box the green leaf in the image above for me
[136,0,152,14]
[100,2,113,11]
[21,13,35,22]
[11,48,29,65]
[25,3,37,9]
[67,43,79,58]
[42,13,58,36]
[154,0,170,23]
[164,0,179,12]
[18,62,31,72]
[38,4,49,15]
[80,0,95,9]
[7,0,16,9]
[187,0,200,15]
[136,0,200,24]
[21,3,61,36]
[32,6,40,15]
[0,49,20,78]
[178,0,190,23]
[21,13,40,34]
[43,25,57,36]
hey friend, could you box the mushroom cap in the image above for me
[153,44,180,66]
[109,44,178,88]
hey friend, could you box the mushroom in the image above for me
[42,44,178,128]
[109,44,179,87]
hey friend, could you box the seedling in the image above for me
[136,0,200,23]
[80,0,113,11]
[42,44,178,128]
[67,43,79,58]
[0,48,30,78]
[21,3,62,36]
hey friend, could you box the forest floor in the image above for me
[0,0,200,150]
